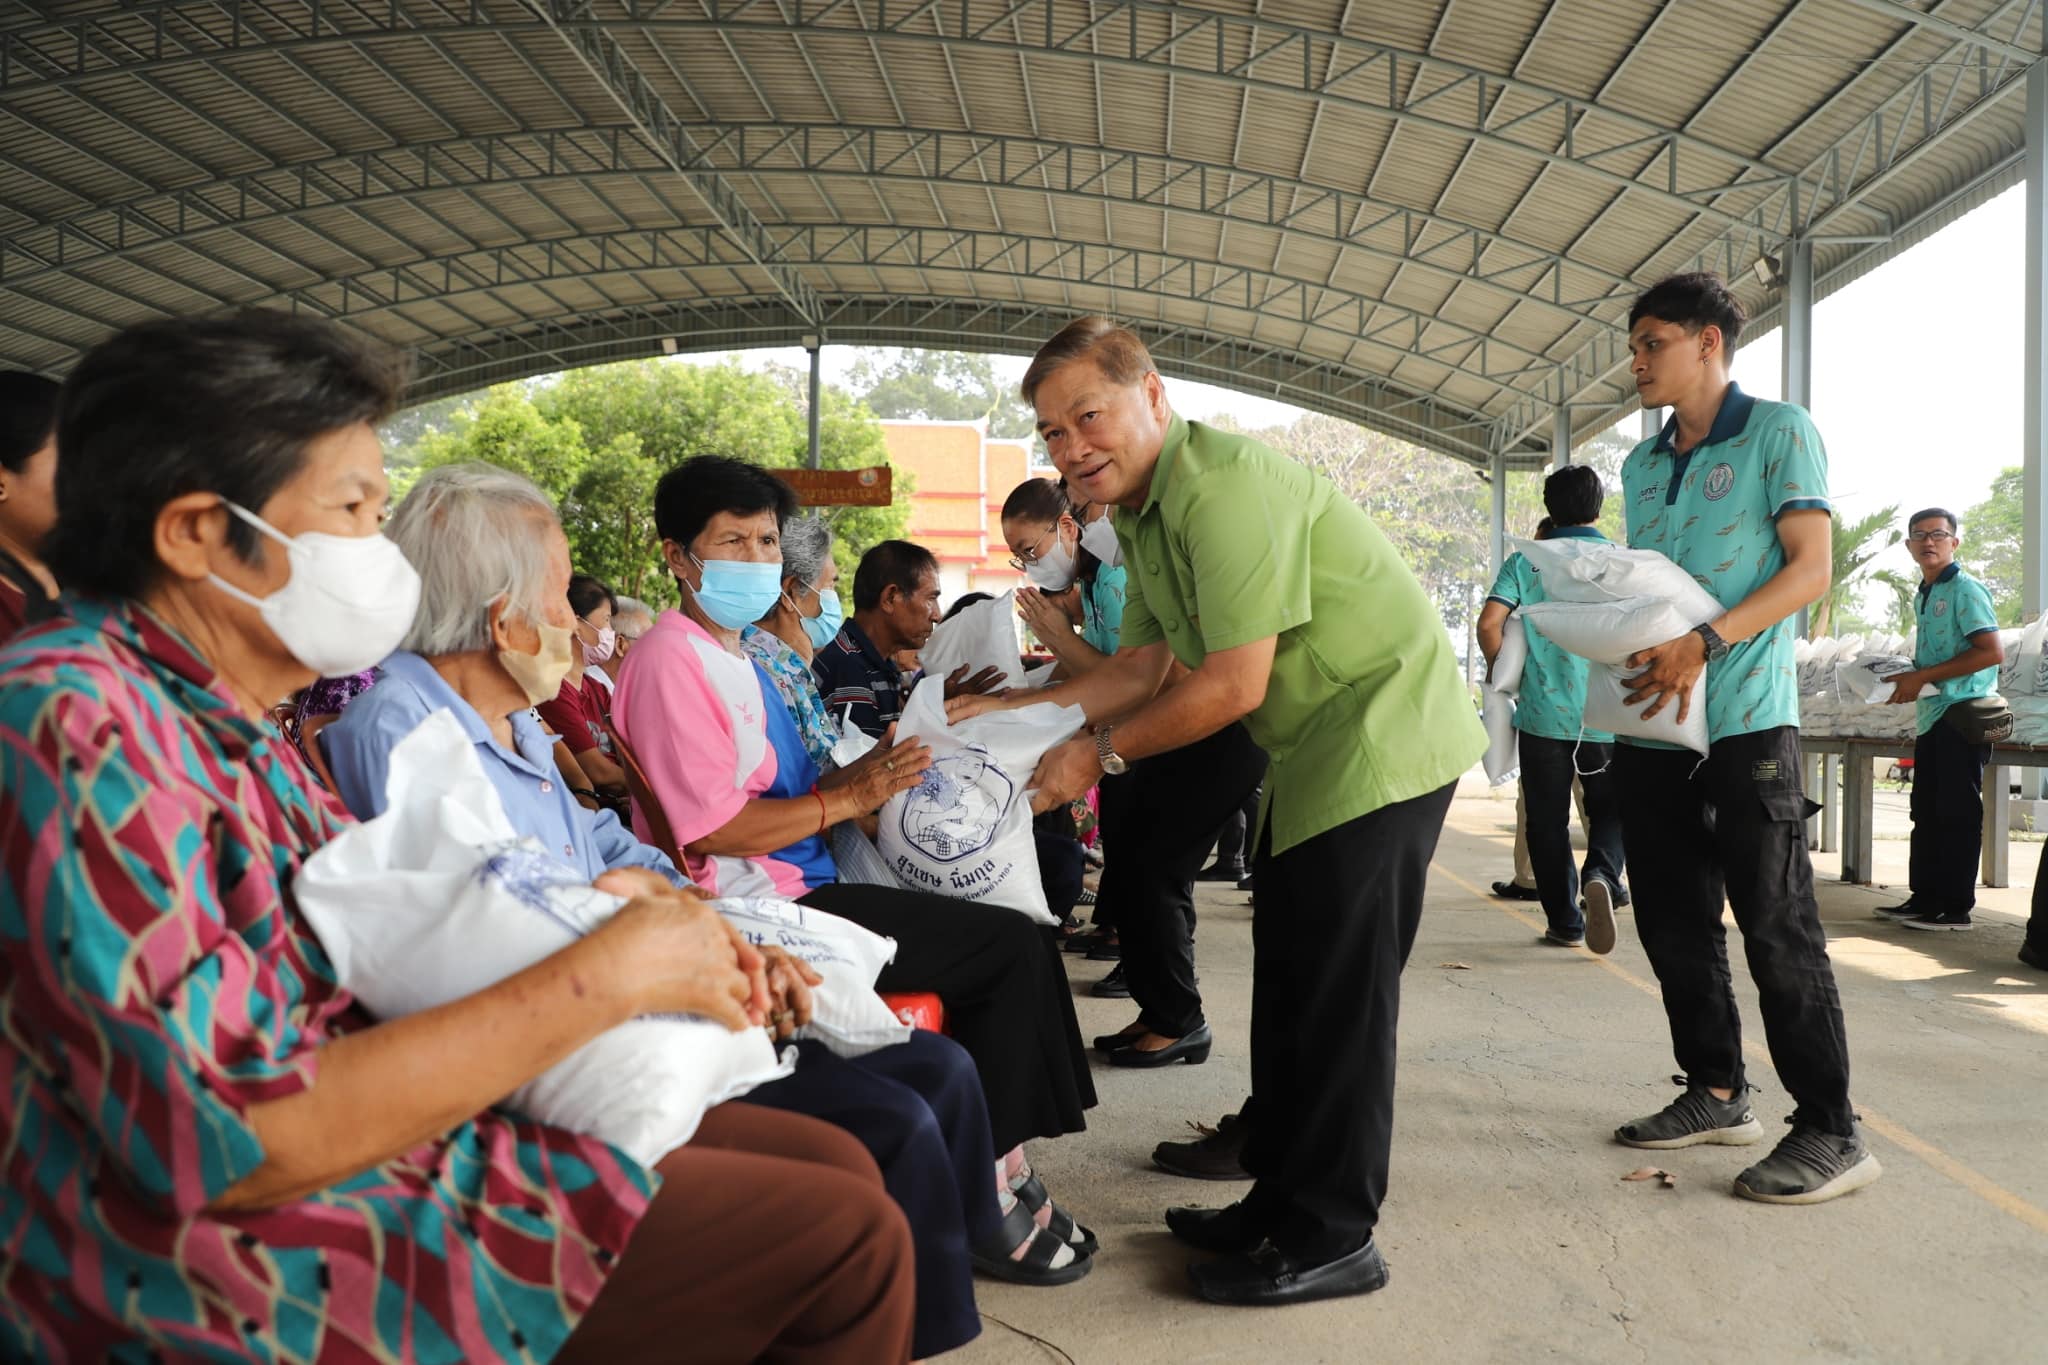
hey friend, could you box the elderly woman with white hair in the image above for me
[320,464,1094,1355]
[743,512,850,768]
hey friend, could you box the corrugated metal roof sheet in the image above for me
[2,0,2042,464]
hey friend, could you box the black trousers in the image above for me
[1089,771,1134,932]
[2029,840,2048,948]
[1104,723,1268,1037]
[1236,781,1455,1261]
[1614,727,1855,1135]
[1908,719,1989,914]
[1210,781,1264,872]
[800,882,1097,1151]
[1518,734,1626,938]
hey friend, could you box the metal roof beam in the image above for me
[1841,0,2044,64]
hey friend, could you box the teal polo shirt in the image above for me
[1486,525,1615,743]
[1115,414,1485,854]
[1913,562,2000,735]
[1619,382,1830,746]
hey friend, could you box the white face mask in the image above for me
[1079,514,1123,568]
[1025,526,1079,592]
[207,499,422,677]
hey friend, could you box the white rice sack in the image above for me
[2014,616,2048,697]
[921,590,1026,691]
[1511,537,1717,608]
[1836,656,1934,705]
[1582,663,1710,755]
[714,897,913,1057]
[878,681,1085,924]
[1489,615,1529,696]
[1515,596,1705,666]
[295,710,792,1166]
[1481,687,1519,785]
[1998,629,2026,694]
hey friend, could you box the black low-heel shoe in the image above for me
[1107,1023,1212,1068]
[1188,1237,1389,1306]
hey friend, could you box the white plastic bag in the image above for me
[1835,656,1935,705]
[921,590,1026,690]
[713,897,913,1057]
[1514,596,1709,666]
[1490,615,1529,696]
[1581,663,1710,755]
[1511,536,1713,606]
[294,710,793,1165]
[1480,686,1519,785]
[877,680,1085,924]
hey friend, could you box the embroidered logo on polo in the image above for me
[1933,599,1949,617]
[1703,463,1736,501]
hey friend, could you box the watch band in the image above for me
[1693,622,1730,661]
[1095,726,1128,775]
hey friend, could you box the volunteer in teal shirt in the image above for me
[1478,468,1627,952]
[1608,272,1879,1209]
[958,317,1483,1309]
[1875,508,2005,930]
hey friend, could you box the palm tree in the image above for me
[1809,505,1902,639]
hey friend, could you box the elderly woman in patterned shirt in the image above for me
[0,310,914,1363]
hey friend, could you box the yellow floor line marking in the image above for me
[1428,820,2048,1238]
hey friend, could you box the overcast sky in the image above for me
[715,181,2028,542]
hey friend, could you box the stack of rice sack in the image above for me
[2000,618,2048,744]
[1793,630,1940,742]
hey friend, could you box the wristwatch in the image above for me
[1095,726,1129,776]
[1693,622,1730,662]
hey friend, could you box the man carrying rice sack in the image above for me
[953,317,1484,1307]
[1612,272,1879,1206]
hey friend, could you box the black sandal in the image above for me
[1010,1172,1099,1256]
[971,1197,1093,1286]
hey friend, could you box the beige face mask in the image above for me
[498,619,576,706]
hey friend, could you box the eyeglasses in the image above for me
[1907,530,1955,544]
[1008,522,1058,572]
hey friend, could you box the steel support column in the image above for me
[806,338,823,470]
[1489,447,1507,577]
[2027,63,2048,622]
[1783,235,1815,642]
[1552,404,1572,469]
[1641,405,1661,443]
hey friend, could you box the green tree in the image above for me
[1810,504,1901,639]
[1964,467,2024,626]
[847,348,1035,439]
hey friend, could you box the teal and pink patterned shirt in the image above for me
[0,597,654,1362]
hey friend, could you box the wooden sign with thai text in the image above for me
[771,466,894,506]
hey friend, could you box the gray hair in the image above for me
[389,462,560,655]
[781,514,835,589]
[612,594,656,627]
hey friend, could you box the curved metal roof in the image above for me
[1,0,2040,466]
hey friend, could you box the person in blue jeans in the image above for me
[1478,469,1629,953]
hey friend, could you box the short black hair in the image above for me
[943,591,994,622]
[1543,465,1603,526]
[1628,272,1747,350]
[568,572,616,620]
[853,539,938,612]
[1,371,61,473]
[652,454,798,551]
[45,310,406,598]
[1908,507,1958,534]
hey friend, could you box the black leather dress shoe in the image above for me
[1092,1023,1147,1053]
[1165,1201,1263,1253]
[1195,862,1245,882]
[1108,1022,1211,1067]
[1188,1238,1390,1307]
[1153,1112,1252,1180]
[1490,880,1542,902]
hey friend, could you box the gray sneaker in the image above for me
[1583,877,1618,956]
[1733,1121,1882,1205]
[1616,1077,1764,1149]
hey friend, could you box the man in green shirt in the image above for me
[953,317,1484,1306]
[1873,508,2005,930]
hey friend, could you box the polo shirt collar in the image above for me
[1918,560,1961,605]
[839,617,897,676]
[1546,524,1607,540]
[1139,413,1191,516]
[1652,381,1756,454]
[377,648,556,776]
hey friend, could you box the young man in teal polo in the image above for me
[1612,272,1879,1205]
[954,316,1484,1305]
[1874,508,2005,930]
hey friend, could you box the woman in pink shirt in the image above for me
[614,456,1100,1262]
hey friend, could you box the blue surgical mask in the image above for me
[800,582,845,650]
[689,552,784,630]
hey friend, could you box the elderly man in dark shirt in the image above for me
[814,539,1000,738]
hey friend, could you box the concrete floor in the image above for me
[955,775,2048,1364]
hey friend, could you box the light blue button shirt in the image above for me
[1620,383,1830,745]
[320,650,685,886]
[1913,563,2000,735]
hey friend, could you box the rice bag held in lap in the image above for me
[877,680,1085,924]
[713,897,913,1056]
[295,709,792,1165]
[920,589,1028,690]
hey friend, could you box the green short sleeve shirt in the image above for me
[1115,415,1486,854]
[1619,384,1829,745]
[1486,529,1615,743]
[1913,564,2000,735]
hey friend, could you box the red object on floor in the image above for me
[880,992,945,1032]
